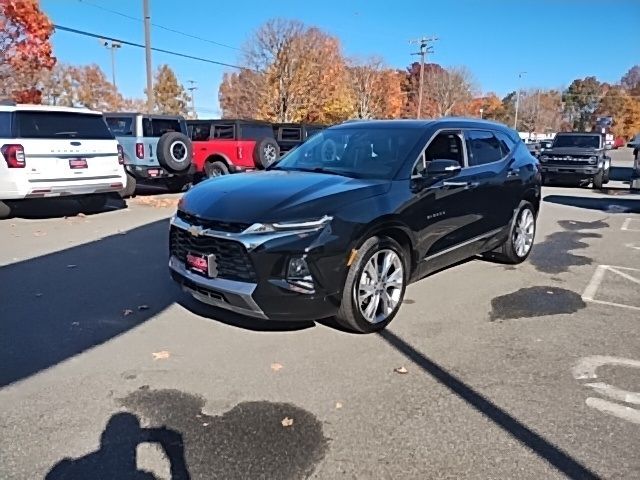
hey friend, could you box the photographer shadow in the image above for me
[46,412,190,480]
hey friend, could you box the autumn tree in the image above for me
[621,65,640,96]
[402,62,444,118]
[515,89,562,132]
[219,69,264,119]
[152,64,190,116]
[239,19,353,123]
[0,0,56,102]
[423,66,475,117]
[347,56,403,119]
[597,87,640,139]
[563,76,605,130]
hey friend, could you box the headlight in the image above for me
[589,156,598,164]
[540,155,549,163]
[243,215,332,234]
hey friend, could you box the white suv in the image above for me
[0,103,127,218]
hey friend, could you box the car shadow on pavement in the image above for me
[6,194,127,220]
[378,329,601,480]
[177,295,315,333]
[0,218,178,387]
[543,194,640,213]
[45,412,190,480]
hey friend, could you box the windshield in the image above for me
[271,127,423,179]
[553,135,600,149]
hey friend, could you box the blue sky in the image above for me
[43,0,640,117]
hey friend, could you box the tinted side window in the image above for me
[494,131,516,157]
[16,112,114,139]
[241,124,273,139]
[280,127,302,141]
[213,124,235,139]
[142,118,182,137]
[0,112,12,137]
[465,130,504,166]
[105,116,135,136]
[189,123,211,141]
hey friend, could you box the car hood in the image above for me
[180,170,390,224]
[545,147,602,156]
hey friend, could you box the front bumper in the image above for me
[540,164,600,176]
[168,215,345,321]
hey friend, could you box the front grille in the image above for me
[547,156,592,166]
[170,226,257,282]
[176,210,250,233]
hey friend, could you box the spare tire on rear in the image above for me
[157,132,192,173]
[253,137,280,169]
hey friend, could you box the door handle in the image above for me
[442,181,479,189]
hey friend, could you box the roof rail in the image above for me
[0,99,17,106]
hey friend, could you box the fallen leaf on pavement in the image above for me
[33,231,47,237]
[77,213,86,218]
[122,309,134,316]
[10,223,15,227]
[152,351,170,360]
[270,362,284,371]
[281,417,294,427]
[335,402,343,409]
[202,422,209,427]
[71,321,80,326]
[393,366,408,374]
[67,264,77,269]
[138,305,150,311]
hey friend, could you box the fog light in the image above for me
[287,256,311,280]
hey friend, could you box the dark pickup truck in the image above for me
[539,132,611,189]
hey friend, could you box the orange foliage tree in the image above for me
[0,0,55,102]
[347,57,404,119]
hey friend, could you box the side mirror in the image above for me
[426,159,462,177]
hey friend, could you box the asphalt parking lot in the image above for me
[1,149,639,480]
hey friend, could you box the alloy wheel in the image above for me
[513,208,535,257]
[356,249,404,324]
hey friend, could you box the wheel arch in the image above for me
[205,153,231,167]
[355,219,418,276]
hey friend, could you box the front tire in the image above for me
[489,201,536,264]
[592,170,604,189]
[335,236,408,333]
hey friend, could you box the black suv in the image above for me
[539,132,611,188]
[170,119,541,333]
[273,123,325,155]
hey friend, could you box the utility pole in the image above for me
[513,71,526,130]
[143,0,154,112]
[410,36,437,119]
[187,80,198,119]
[101,40,121,88]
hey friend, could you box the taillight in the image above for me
[117,144,125,165]
[136,142,144,159]
[237,146,243,160]
[1,144,26,168]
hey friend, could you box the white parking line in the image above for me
[582,265,640,312]
[621,217,640,231]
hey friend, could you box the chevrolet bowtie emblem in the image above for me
[187,225,203,237]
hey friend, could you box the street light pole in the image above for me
[143,0,154,112]
[410,36,438,119]
[479,108,484,119]
[101,40,121,88]
[513,71,526,130]
[187,80,198,119]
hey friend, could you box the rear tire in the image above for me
[335,236,408,334]
[204,161,229,178]
[0,200,12,219]
[120,173,137,198]
[602,168,610,184]
[592,170,604,189]
[487,201,536,264]
[78,194,109,213]
[165,176,191,193]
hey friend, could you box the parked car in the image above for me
[0,102,127,219]
[628,133,640,159]
[539,132,610,189]
[613,137,625,149]
[526,141,542,158]
[273,123,325,155]
[104,113,193,196]
[187,119,280,178]
[169,119,541,333]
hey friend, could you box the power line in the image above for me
[54,25,248,71]
[76,0,241,51]
[409,36,437,119]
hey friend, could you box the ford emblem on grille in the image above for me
[187,225,203,237]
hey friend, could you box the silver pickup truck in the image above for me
[104,113,194,196]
